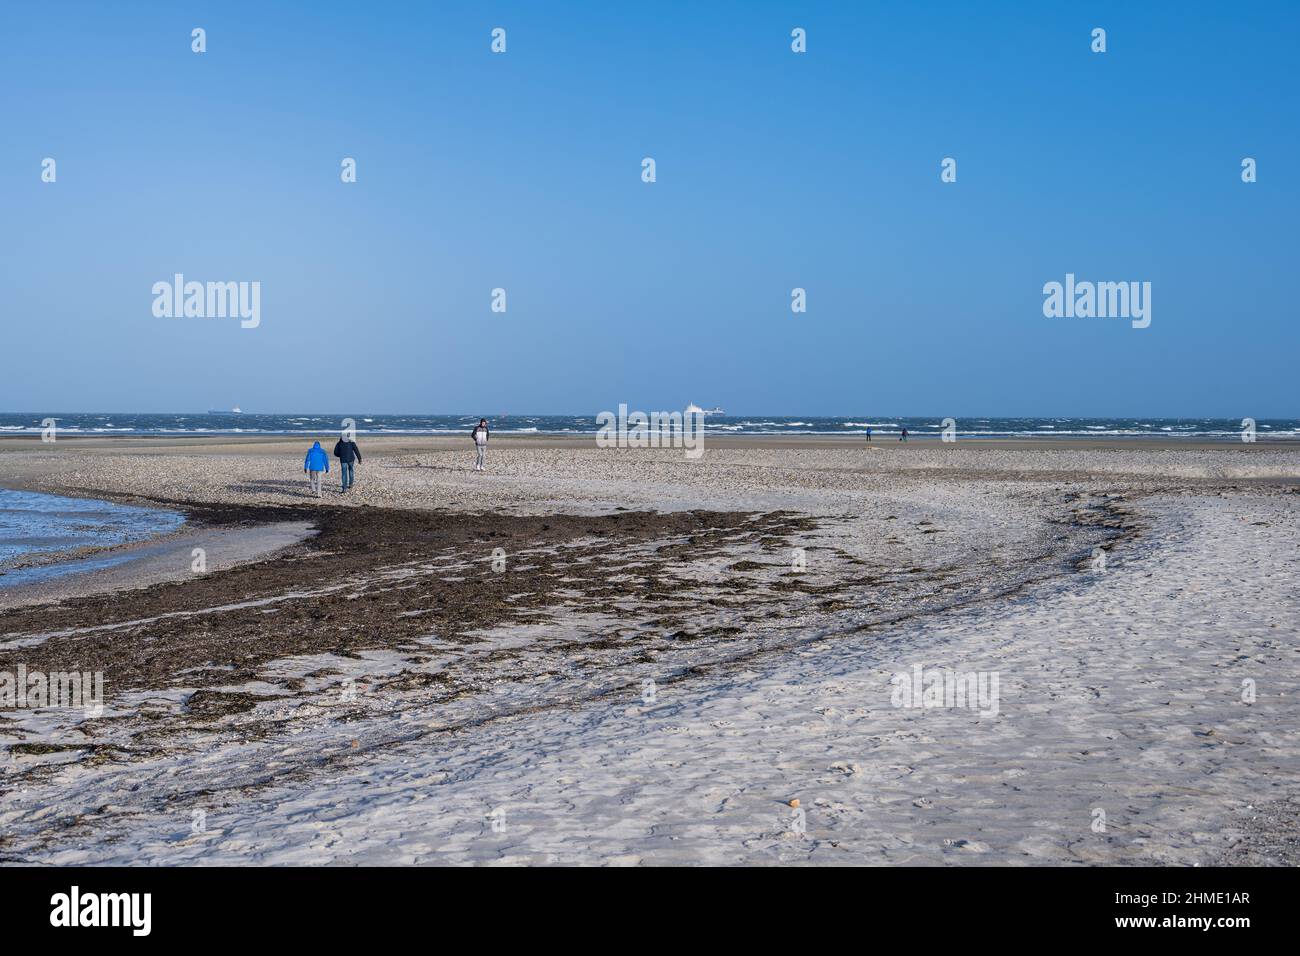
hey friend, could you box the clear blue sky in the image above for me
[1,1,1296,417]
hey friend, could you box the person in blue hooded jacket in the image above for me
[304,441,330,497]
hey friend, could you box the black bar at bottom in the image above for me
[0,865,1281,941]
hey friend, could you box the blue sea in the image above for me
[1,412,1296,439]
[0,489,185,587]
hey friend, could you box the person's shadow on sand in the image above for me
[226,479,322,498]
[382,462,473,473]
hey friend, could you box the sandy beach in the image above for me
[1,435,1298,864]
[6,0,1299,932]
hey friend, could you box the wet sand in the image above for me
[1,436,1298,864]
[0,521,316,608]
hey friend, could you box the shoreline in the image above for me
[0,519,317,608]
[4,432,1299,454]
[0,488,311,606]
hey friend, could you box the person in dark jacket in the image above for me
[304,441,330,497]
[333,433,362,492]
[471,419,489,471]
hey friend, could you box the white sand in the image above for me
[1,440,1298,864]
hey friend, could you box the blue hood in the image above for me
[305,441,330,471]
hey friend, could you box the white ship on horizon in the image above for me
[207,406,242,415]
[685,403,725,416]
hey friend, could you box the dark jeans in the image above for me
[340,461,355,490]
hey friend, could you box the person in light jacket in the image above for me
[471,419,489,471]
[304,440,330,497]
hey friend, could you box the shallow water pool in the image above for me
[0,488,185,586]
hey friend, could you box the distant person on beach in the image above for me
[900,428,909,442]
[865,427,872,442]
[304,441,329,497]
[333,433,362,492]
[471,419,490,471]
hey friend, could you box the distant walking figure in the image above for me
[865,427,872,442]
[471,419,490,471]
[899,428,909,442]
[304,440,330,497]
[334,433,362,492]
